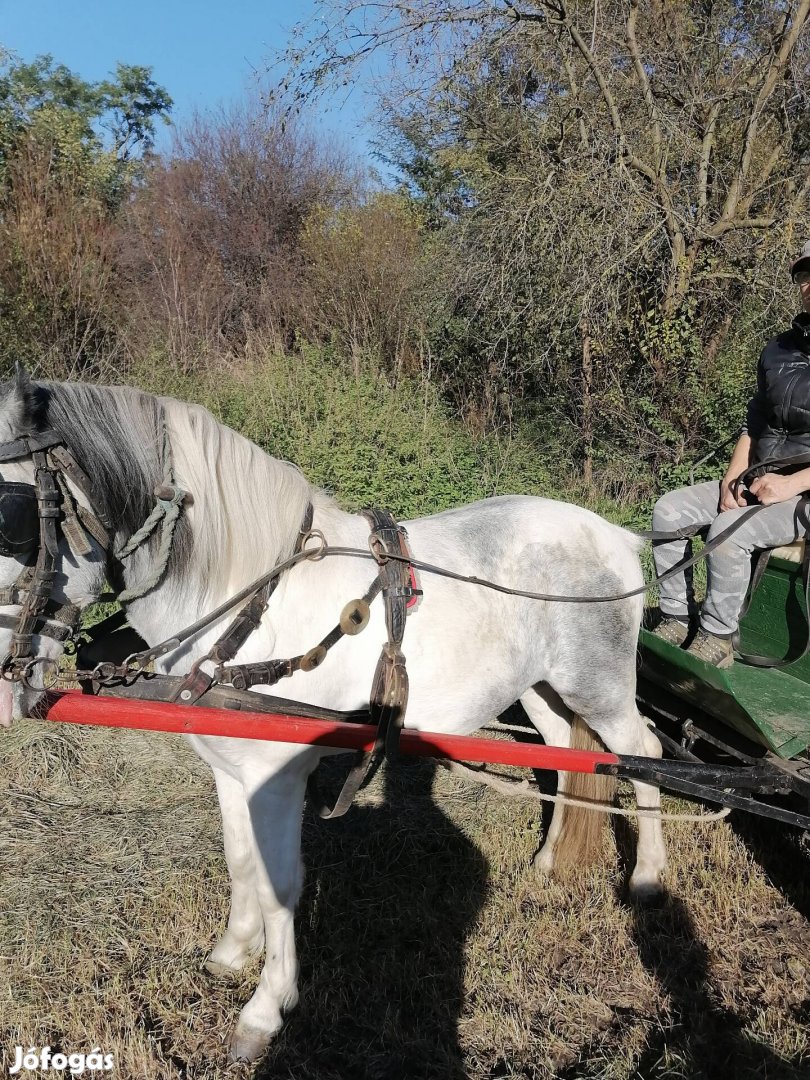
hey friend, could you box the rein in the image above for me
[50,503,788,685]
[4,417,810,818]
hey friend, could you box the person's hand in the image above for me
[748,473,797,506]
[719,477,748,512]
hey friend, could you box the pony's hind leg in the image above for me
[520,685,569,875]
[544,588,667,900]
[205,767,265,976]
[594,709,667,901]
[520,684,615,876]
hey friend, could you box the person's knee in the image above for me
[653,487,691,529]
[705,513,754,554]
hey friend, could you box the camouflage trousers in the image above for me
[652,480,809,637]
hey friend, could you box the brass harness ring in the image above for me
[301,529,327,561]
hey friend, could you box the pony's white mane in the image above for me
[161,396,329,602]
[10,378,332,611]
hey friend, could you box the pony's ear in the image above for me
[0,363,38,441]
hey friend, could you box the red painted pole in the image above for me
[41,689,620,775]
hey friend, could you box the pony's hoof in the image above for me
[204,957,241,979]
[628,873,666,906]
[229,1023,277,1063]
[531,848,555,879]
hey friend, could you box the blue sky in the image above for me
[0,0,377,160]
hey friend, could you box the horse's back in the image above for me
[395,495,644,730]
[405,494,642,585]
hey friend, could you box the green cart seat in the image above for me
[639,544,810,759]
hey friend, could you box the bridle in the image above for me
[0,430,112,683]
[0,421,186,686]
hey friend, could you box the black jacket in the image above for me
[746,313,810,464]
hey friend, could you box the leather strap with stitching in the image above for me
[308,508,415,820]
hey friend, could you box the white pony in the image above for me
[0,371,664,1061]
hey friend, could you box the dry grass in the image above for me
[0,719,808,1080]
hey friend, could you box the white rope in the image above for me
[439,759,732,823]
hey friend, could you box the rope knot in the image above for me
[154,483,187,511]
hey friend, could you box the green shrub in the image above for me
[131,342,565,519]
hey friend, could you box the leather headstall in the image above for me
[0,429,111,683]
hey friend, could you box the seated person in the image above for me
[651,242,810,667]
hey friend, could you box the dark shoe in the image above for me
[648,612,690,647]
[685,628,734,669]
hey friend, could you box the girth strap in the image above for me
[308,509,415,820]
[360,508,411,761]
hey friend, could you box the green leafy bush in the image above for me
[132,342,563,519]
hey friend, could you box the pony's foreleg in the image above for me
[520,684,572,875]
[230,765,308,1063]
[205,767,265,976]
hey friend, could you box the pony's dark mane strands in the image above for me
[35,381,193,568]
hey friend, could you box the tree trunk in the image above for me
[581,322,593,486]
[705,311,734,363]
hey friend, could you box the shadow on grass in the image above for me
[256,755,489,1080]
[626,894,802,1080]
[730,812,810,922]
[588,816,806,1080]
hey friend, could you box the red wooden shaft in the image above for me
[41,690,620,774]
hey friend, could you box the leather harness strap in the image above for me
[169,504,316,706]
[0,430,65,462]
[220,574,383,691]
[166,505,419,818]
[307,509,416,820]
[360,508,412,761]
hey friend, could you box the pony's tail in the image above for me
[551,714,616,872]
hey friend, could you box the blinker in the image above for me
[0,482,39,556]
